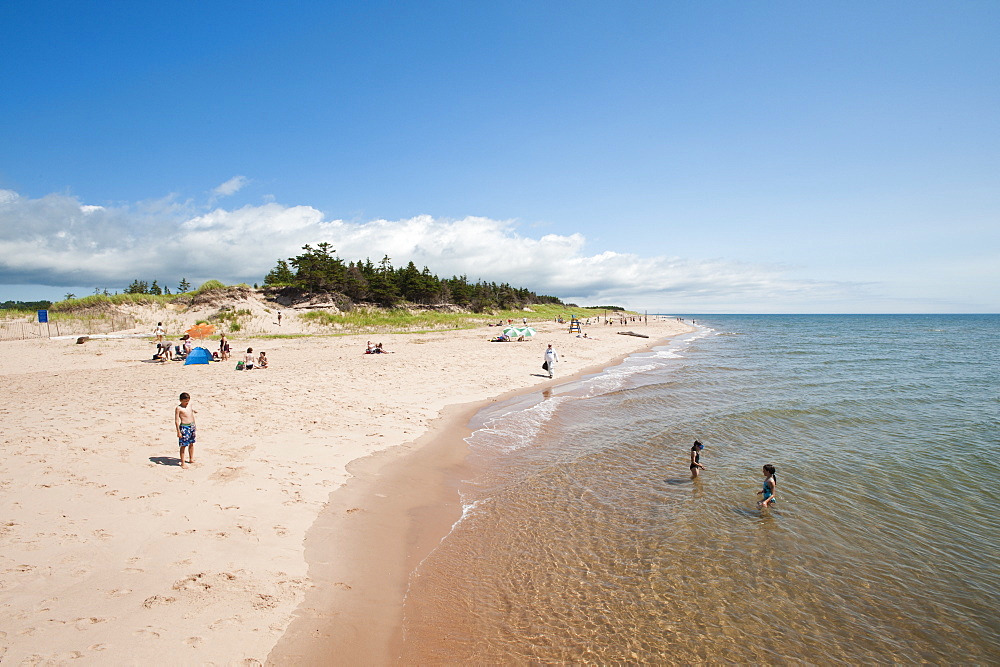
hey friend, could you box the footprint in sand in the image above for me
[208,616,243,630]
[273,525,288,537]
[107,588,131,598]
[88,643,109,652]
[209,466,244,482]
[134,626,165,639]
[74,617,108,630]
[252,594,279,610]
[142,595,176,608]
[184,636,203,648]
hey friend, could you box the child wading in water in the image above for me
[175,392,197,469]
[757,464,777,508]
[690,440,705,478]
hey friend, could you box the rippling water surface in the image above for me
[400,315,1000,663]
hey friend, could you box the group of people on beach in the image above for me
[689,440,777,508]
[152,325,269,369]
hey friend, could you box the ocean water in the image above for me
[399,315,1000,664]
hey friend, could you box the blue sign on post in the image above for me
[37,310,48,323]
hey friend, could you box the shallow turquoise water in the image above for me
[400,315,1000,663]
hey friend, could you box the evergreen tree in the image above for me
[367,255,400,306]
[178,278,191,292]
[263,260,294,286]
[343,262,370,301]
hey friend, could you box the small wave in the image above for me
[466,395,571,453]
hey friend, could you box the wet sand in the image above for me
[267,326,691,664]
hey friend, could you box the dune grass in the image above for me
[298,304,626,334]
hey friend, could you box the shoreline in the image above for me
[266,326,691,664]
[0,316,692,664]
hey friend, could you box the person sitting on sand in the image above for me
[366,341,376,353]
[182,335,193,356]
[257,351,268,368]
[244,347,255,370]
[375,342,388,353]
[757,464,777,508]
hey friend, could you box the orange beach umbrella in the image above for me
[185,323,216,339]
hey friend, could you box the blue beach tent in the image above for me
[184,346,213,365]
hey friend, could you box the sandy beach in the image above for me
[0,314,692,665]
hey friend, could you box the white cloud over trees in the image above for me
[0,188,852,310]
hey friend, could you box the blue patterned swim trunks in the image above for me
[178,423,196,447]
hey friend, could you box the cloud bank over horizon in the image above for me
[3,186,864,311]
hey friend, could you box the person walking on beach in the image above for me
[154,322,165,344]
[690,440,705,478]
[175,392,197,469]
[543,344,559,379]
[277,311,282,326]
[757,464,777,508]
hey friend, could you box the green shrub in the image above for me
[193,280,227,294]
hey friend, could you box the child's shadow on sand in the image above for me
[150,456,183,467]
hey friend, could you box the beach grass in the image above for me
[298,304,629,334]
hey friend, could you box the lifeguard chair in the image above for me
[568,318,582,333]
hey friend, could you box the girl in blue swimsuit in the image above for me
[756,464,776,508]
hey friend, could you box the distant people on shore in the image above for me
[757,464,777,508]
[690,440,705,478]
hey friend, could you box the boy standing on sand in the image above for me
[175,392,197,469]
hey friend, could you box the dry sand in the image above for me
[0,314,692,665]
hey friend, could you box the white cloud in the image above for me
[0,188,866,310]
[211,176,249,198]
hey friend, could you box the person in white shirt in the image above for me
[543,344,559,379]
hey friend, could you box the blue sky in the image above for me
[1,1,997,312]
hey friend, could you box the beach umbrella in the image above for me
[186,323,216,339]
[503,327,521,337]
[519,327,537,337]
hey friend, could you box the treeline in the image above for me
[0,299,52,310]
[264,243,564,311]
[123,278,192,295]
